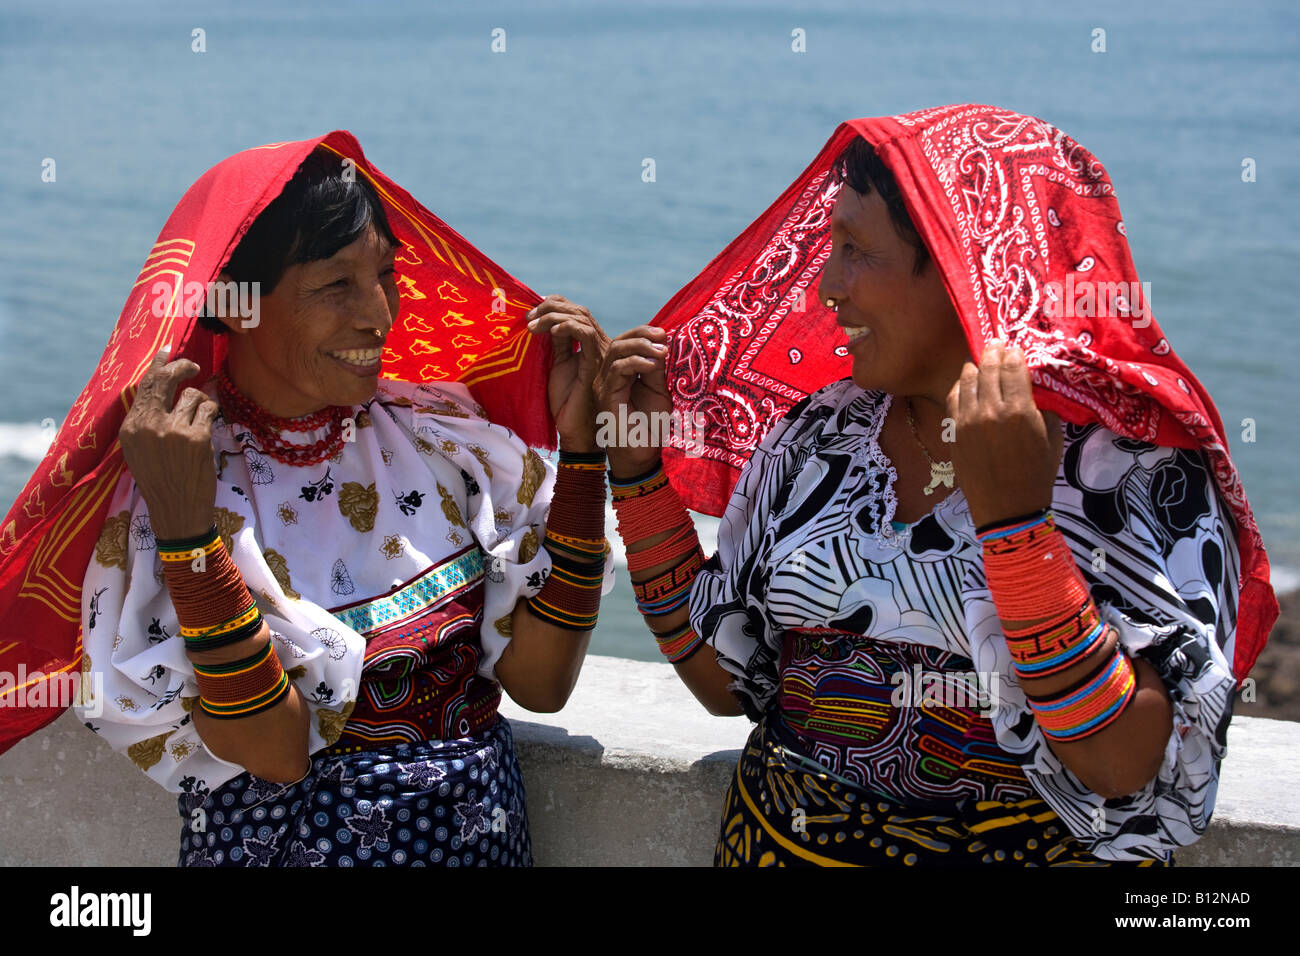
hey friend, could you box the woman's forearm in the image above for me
[497,599,591,712]
[614,461,743,715]
[498,448,606,712]
[188,621,311,783]
[980,511,1172,799]
[160,525,311,783]
[1008,621,1171,797]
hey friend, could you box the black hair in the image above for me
[198,147,397,334]
[831,137,930,275]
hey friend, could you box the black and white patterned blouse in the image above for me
[689,378,1241,862]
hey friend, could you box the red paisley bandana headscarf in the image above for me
[0,131,552,754]
[653,104,1276,681]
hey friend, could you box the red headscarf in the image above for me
[653,104,1277,681]
[0,131,552,754]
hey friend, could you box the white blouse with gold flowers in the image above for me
[74,377,612,792]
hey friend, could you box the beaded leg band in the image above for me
[158,525,264,652]
[612,464,706,663]
[525,451,608,631]
[978,510,1135,740]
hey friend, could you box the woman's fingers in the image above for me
[135,349,198,414]
[569,324,607,383]
[594,327,671,409]
[603,335,668,363]
[528,311,586,336]
[547,318,608,383]
[976,339,1005,409]
[597,353,658,401]
[171,387,206,427]
[945,375,963,423]
[527,300,612,374]
[956,360,979,417]
[635,343,670,398]
[526,294,589,327]
[998,343,1033,409]
[605,354,659,384]
[621,324,666,342]
[537,315,593,344]
[190,399,221,436]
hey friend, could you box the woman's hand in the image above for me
[945,339,1064,528]
[119,347,221,540]
[528,296,610,453]
[593,324,673,479]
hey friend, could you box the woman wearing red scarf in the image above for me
[598,104,1277,865]
[0,133,612,866]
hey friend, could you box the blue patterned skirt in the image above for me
[176,716,531,866]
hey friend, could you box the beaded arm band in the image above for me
[978,510,1136,741]
[524,450,609,632]
[1021,640,1136,741]
[611,464,707,663]
[192,640,290,719]
[649,620,705,663]
[157,525,288,719]
[157,526,264,652]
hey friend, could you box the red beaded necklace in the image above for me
[215,364,351,466]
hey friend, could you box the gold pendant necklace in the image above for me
[905,398,954,496]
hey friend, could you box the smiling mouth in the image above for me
[840,325,872,344]
[328,347,383,366]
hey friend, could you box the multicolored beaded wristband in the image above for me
[524,449,608,631]
[650,620,706,664]
[978,510,1106,679]
[1022,643,1137,741]
[633,547,704,616]
[611,463,710,659]
[608,464,669,501]
[192,639,291,719]
[154,524,224,552]
[158,525,264,652]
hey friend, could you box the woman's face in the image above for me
[222,223,399,417]
[818,184,970,402]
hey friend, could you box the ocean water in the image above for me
[1,0,1297,662]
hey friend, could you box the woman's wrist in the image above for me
[607,453,662,484]
[556,448,606,465]
[152,511,218,544]
[558,431,601,455]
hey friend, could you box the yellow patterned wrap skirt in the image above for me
[713,720,1173,868]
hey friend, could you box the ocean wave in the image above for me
[1271,565,1300,596]
[0,422,57,463]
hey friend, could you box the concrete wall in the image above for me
[1,655,1295,866]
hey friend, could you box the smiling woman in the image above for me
[599,104,1278,867]
[197,149,401,417]
[0,133,614,867]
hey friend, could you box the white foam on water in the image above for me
[1271,564,1300,596]
[0,422,56,463]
